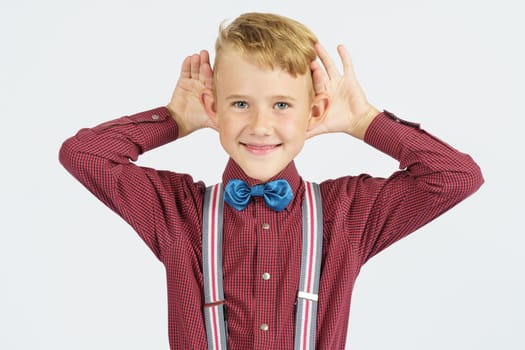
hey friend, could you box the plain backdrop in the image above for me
[1,0,524,349]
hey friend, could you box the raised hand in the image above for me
[167,50,215,138]
[307,43,379,140]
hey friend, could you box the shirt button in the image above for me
[151,114,160,120]
[262,223,270,230]
[262,272,270,280]
[260,323,269,331]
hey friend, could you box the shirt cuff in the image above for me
[93,106,179,153]
[364,110,422,160]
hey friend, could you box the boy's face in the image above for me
[203,49,326,182]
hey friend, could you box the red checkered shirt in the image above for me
[59,107,483,349]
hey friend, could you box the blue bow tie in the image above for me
[224,179,293,212]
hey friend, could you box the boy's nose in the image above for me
[249,110,272,135]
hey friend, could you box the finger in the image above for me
[199,50,213,88]
[337,45,357,78]
[200,49,210,66]
[310,60,326,94]
[200,62,213,89]
[311,57,329,81]
[315,42,340,79]
[180,56,191,79]
[190,54,200,79]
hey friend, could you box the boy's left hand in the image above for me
[307,43,380,140]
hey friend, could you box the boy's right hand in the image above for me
[167,50,216,138]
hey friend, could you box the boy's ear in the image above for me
[307,93,329,131]
[200,87,219,129]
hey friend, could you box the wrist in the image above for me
[346,105,381,140]
[166,104,191,138]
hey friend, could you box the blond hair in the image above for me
[213,12,318,80]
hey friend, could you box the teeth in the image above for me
[250,145,275,150]
[242,143,280,153]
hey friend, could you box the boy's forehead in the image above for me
[214,49,313,95]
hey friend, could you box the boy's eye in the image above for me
[274,102,289,110]
[233,101,248,109]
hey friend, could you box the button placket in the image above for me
[260,222,271,285]
[255,215,273,344]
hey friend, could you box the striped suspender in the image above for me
[202,183,228,350]
[294,181,323,350]
[202,181,323,350]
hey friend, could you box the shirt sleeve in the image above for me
[59,107,204,261]
[324,111,484,265]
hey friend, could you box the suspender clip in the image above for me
[204,300,225,308]
[298,291,318,302]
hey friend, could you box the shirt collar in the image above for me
[221,158,302,200]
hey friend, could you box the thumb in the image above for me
[305,124,324,140]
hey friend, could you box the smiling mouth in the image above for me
[241,143,282,154]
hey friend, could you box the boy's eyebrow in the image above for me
[225,94,298,101]
[225,94,250,100]
[272,95,298,101]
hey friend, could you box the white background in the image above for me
[1,0,524,349]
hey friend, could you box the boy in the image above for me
[60,12,483,349]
